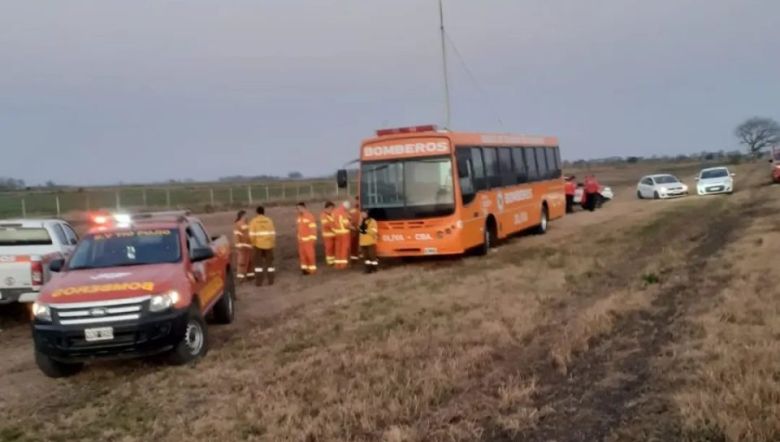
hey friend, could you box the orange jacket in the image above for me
[564,181,576,196]
[584,177,600,194]
[332,206,352,236]
[233,220,252,249]
[349,205,360,227]
[297,210,317,243]
[320,211,335,238]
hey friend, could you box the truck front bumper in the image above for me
[32,308,189,363]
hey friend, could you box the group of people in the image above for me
[231,197,379,286]
[564,174,602,213]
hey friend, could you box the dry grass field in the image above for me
[0,161,778,442]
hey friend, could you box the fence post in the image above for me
[265,185,269,201]
[229,187,234,205]
[247,186,253,205]
[142,189,147,207]
[55,195,61,216]
[310,183,314,199]
[115,190,121,209]
[165,188,171,208]
[296,184,300,201]
[85,194,90,211]
[335,182,339,199]
[282,184,286,200]
[21,198,26,218]
[209,188,215,207]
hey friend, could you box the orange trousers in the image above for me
[298,240,317,274]
[235,246,253,280]
[334,233,351,269]
[323,236,336,266]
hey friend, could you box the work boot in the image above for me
[267,271,275,285]
[255,272,263,287]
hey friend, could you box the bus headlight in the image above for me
[32,302,52,322]
[149,290,181,312]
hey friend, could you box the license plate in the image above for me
[84,327,114,342]
[423,247,438,255]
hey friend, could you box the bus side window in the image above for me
[525,147,539,181]
[482,147,500,188]
[535,147,549,180]
[546,147,561,179]
[498,147,515,186]
[470,147,488,191]
[456,149,477,205]
[512,147,528,183]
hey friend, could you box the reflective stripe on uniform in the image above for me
[267,267,276,272]
[250,232,276,236]
[299,235,317,242]
[255,268,264,272]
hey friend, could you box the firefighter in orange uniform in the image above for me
[320,201,336,266]
[249,206,276,286]
[332,200,353,269]
[359,210,379,273]
[564,175,577,213]
[583,175,601,212]
[349,195,360,263]
[296,202,318,275]
[232,210,253,282]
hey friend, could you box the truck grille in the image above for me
[51,296,150,326]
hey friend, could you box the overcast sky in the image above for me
[1,0,779,185]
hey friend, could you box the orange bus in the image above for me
[351,124,565,257]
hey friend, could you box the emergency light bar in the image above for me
[376,125,438,136]
[89,210,192,228]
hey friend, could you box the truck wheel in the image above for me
[653,191,660,200]
[637,190,643,200]
[35,350,83,378]
[534,205,549,234]
[169,305,209,365]
[212,270,236,325]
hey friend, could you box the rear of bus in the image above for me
[359,126,465,257]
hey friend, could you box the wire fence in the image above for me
[0,179,358,219]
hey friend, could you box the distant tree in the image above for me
[45,180,56,188]
[287,171,303,179]
[626,156,640,164]
[703,153,715,160]
[735,117,780,157]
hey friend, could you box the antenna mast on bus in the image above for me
[439,0,452,130]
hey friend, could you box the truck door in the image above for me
[187,222,223,310]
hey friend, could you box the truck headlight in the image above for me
[32,302,52,322]
[149,290,181,312]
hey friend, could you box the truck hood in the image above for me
[39,263,184,304]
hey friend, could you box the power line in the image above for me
[444,31,506,129]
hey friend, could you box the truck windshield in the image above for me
[68,229,181,270]
[360,157,455,220]
[0,227,53,246]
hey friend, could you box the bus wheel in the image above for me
[476,219,496,256]
[534,205,549,234]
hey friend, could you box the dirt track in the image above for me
[1,163,778,442]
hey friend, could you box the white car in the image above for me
[695,167,734,195]
[0,219,78,304]
[636,174,689,199]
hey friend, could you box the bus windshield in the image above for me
[361,157,455,220]
[68,228,181,270]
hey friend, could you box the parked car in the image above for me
[636,174,688,199]
[695,167,735,195]
[0,219,79,304]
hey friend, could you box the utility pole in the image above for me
[439,0,451,129]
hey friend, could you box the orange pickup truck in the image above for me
[30,212,235,377]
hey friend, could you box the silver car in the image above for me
[696,167,734,195]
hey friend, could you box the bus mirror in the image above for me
[336,169,348,189]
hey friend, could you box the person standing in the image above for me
[359,210,379,273]
[249,206,276,286]
[296,202,318,275]
[232,210,254,282]
[564,175,577,214]
[349,195,360,263]
[583,175,601,212]
[320,201,336,266]
[332,200,352,269]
